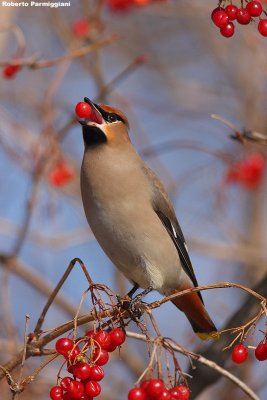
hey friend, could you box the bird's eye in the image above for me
[107,113,118,123]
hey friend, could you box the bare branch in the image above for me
[0,35,117,69]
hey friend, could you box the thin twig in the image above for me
[19,315,30,384]
[95,53,149,102]
[211,114,241,133]
[148,282,265,310]
[211,114,246,144]
[0,35,117,69]
[22,354,58,386]
[34,258,93,336]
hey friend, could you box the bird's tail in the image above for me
[171,288,219,340]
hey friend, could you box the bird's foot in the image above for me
[116,295,128,308]
[116,295,140,321]
[118,286,153,322]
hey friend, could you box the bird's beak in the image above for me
[78,97,105,126]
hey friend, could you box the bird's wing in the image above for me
[143,166,203,302]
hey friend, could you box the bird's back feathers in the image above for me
[143,166,202,300]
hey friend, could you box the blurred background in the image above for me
[0,0,267,398]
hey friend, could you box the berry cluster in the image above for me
[231,341,267,364]
[128,379,190,400]
[50,327,126,400]
[225,153,265,189]
[72,19,90,38]
[211,1,267,37]
[48,159,75,188]
[2,63,21,79]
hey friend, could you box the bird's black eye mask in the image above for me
[83,98,126,125]
[100,110,125,124]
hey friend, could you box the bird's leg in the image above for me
[116,282,139,306]
[117,285,153,321]
[128,286,153,319]
[127,283,140,298]
[131,286,153,303]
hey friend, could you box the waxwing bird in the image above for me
[79,98,217,340]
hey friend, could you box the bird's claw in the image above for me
[116,295,125,308]
[116,294,144,322]
[128,295,145,321]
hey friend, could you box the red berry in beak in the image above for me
[75,101,103,124]
[75,102,94,119]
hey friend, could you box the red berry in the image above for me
[73,362,91,380]
[258,19,267,36]
[169,385,190,400]
[211,7,224,18]
[62,394,73,400]
[226,153,265,189]
[134,0,150,5]
[72,19,90,37]
[89,365,105,381]
[140,380,150,392]
[158,389,171,400]
[106,0,134,12]
[225,4,238,20]
[75,102,93,119]
[255,343,267,361]
[105,341,117,352]
[220,22,235,37]
[92,348,109,365]
[128,387,147,400]
[67,363,74,374]
[94,330,112,350]
[146,379,165,397]
[231,343,249,364]
[85,329,96,340]
[50,386,63,400]
[55,338,75,357]
[60,377,73,391]
[212,10,229,28]
[109,328,126,346]
[237,8,251,24]
[67,380,85,399]
[240,153,265,188]
[85,381,101,397]
[246,1,263,17]
[48,160,75,188]
[3,64,21,79]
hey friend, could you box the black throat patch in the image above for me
[82,125,107,146]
